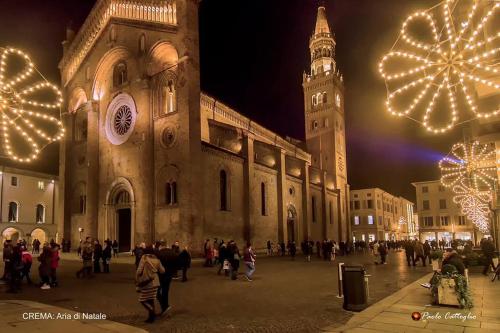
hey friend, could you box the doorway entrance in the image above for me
[117,208,131,252]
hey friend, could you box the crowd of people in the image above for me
[1,238,60,292]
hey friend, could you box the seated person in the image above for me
[421,249,465,288]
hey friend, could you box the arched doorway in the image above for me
[105,177,135,253]
[31,228,47,245]
[115,190,132,252]
[287,205,297,243]
[2,227,22,243]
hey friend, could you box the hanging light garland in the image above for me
[439,140,497,234]
[379,0,500,134]
[0,47,65,163]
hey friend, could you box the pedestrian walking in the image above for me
[243,242,256,281]
[136,246,165,323]
[376,241,388,265]
[290,241,297,260]
[7,243,22,293]
[414,241,426,267]
[155,241,176,316]
[404,241,415,266]
[481,237,496,275]
[228,241,241,280]
[423,240,431,265]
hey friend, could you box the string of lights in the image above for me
[379,0,500,134]
[0,47,65,163]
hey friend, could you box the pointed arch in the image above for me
[68,87,88,113]
[92,46,133,101]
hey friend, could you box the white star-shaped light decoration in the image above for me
[439,141,497,192]
[379,0,500,134]
[0,47,65,162]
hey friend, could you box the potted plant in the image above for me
[430,249,443,271]
[431,264,473,308]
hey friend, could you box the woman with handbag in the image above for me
[136,246,165,323]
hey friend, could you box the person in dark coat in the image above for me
[228,241,241,280]
[178,246,191,282]
[377,241,388,264]
[7,243,22,293]
[423,240,432,265]
[442,250,465,275]
[481,237,496,275]
[2,240,13,281]
[280,242,286,256]
[289,241,297,260]
[112,240,119,257]
[93,240,103,273]
[404,241,415,266]
[102,241,112,273]
[38,245,52,289]
[155,241,177,315]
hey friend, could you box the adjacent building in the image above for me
[58,1,350,251]
[412,180,479,243]
[0,166,59,245]
[350,188,414,242]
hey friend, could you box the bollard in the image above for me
[337,262,344,298]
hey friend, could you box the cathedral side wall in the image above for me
[201,147,246,246]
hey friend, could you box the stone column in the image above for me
[85,101,99,239]
[302,163,311,240]
[275,148,287,243]
[242,134,255,242]
[336,189,343,241]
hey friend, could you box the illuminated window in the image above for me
[36,204,45,223]
[113,62,127,87]
[335,93,341,107]
[354,216,360,225]
[38,181,45,191]
[8,202,18,222]
[164,80,176,114]
[368,215,374,225]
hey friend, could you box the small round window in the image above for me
[105,93,137,145]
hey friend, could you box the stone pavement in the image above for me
[1,251,432,333]
[0,299,146,333]
[323,272,500,333]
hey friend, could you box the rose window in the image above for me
[114,105,132,136]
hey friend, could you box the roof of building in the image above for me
[314,6,331,35]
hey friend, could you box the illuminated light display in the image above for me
[0,47,65,162]
[379,0,500,134]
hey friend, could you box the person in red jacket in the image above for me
[50,244,60,287]
[20,246,32,284]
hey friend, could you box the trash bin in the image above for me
[341,265,368,311]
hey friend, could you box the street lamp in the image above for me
[78,227,83,242]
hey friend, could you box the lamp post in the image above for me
[78,227,83,243]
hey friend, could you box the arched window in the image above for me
[163,79,176,114]
[8,202,18,222]
[317,92,323,104]
[165,182,178,205]
[171,182,177,204]
[220,170,228,211]
[322,92,327,104]
[113,61,127,87]
[36,204,45,223]
[261,182,266,216]
[312,95,317,106]
[79,195,86,214]
[165,183,172,204]
[312,120,318,130]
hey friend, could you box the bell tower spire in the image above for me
[309,4,336,75]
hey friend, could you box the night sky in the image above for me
[0,0,464,202]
